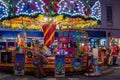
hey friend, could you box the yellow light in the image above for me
[44,17,48,22]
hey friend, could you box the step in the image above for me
[111,66,120,70]
[101,68,114,75]
[101,66,109,71]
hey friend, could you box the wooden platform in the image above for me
[0,56,87,73]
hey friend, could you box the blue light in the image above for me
[58,0,101,20]
[91,0,101,20]
[16,0,45,16]
[0,1,8,20]
[58,0,84,16]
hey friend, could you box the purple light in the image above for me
[35,2,38,4]
[70,1,74,3]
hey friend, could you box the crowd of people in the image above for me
[99,44,120,66]
[16,32,120,78]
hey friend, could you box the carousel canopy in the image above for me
[0,0,101,30]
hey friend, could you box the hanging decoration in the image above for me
[43,0,59,16]
[58,0,84,16]
[1,16,42,30]
[83,0,92,18]
[59,18,98,29]
[1,0,101,30]
[71,30,88,43]
[16,0,45,16]
[0,0,8,20]
[91,0,101,20]
[7,0,15,17]
[1,14,98,30]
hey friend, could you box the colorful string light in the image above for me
[57,0,84,16]
[91,0,101,20]
[43,0,59,16]
[16,0,45,16]
[83,0,92,17]
[0,0,8,20]
[0,0,101,30]
[57,0,101,20]
[7,0,15,17]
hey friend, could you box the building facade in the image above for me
[87,0,120,47]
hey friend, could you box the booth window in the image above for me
[0,42,6,50]
[64,32,68,36]
[59,32,63,36]
[8,42,14,48]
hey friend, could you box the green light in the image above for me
[10,13,14,17]
[10,4,13,7]
[7,0,11,3]
[50,10,55,15]
[46,6,49,9]
[51,2,54,5]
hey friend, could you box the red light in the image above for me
[68,59,71,62]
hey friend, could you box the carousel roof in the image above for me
[0,0,101,30]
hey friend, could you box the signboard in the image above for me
[14,54,25,75]
[55,55,65,77]
[92,48,98,58]
[59,37,69,43]
[72,58,82,70]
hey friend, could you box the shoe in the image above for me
[112,64,118,66]
[115,64,118,66]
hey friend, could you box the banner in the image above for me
[14,54,25,75]
[72,58,82,70]
[42,24,56,48]
[55,55,65,77]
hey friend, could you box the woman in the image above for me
[34,42,47,77]
[38,52,47,77]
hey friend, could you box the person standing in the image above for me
[16,32,21,47]
[33,42,47,78]
[35,52,47,78]
[111,44,119,66]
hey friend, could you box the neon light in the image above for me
[16,0,45,16]
[57,0,84,16]
[0,1,8,20]
[91,0,101,20]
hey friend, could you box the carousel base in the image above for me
[84,73,101,77]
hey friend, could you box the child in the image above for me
[108,52,113,65]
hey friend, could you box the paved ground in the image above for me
[1,57,120,80]
[0,68,120,80]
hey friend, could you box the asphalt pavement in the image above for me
[0,57,120,80]
[0,68,120,80]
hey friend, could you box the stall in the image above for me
[0,0,102,76]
